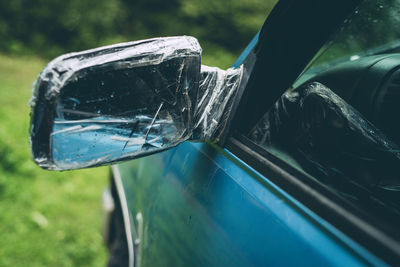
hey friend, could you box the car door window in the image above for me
[247,0,400,230]
[297,0,400,85]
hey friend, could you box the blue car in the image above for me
[30,0,400,266]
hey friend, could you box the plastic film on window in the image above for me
[250,82,400,192]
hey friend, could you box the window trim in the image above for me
[226,134,400,265]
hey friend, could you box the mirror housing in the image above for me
[30,36,243,170]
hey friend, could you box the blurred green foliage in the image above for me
[0,54,108,266]
[0,0,123,57]
[0,0,277,67]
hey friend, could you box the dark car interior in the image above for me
[249,54,400,245]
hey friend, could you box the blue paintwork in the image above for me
[232,32,259,69]
[116,142,386,266]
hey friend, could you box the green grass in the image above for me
[0,53,108,266]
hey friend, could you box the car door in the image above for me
[112,0,398,266]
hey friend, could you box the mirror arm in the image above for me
[191,65,243,142]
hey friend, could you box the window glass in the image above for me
[299,0,400,84]
[248,0,400,226]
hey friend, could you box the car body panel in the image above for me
[114,142,386,266]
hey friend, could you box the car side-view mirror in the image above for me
[30,36,243,170]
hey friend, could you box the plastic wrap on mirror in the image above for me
[30,36,243,170]
[29,36,202,108]
[192,65,243,141]
[30,37,202,169]
[250,82,400,192]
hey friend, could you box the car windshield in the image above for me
[298,0,400,84]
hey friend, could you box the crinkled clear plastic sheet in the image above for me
[250,82,400,192]
[192,65,243,140]
[250,82,400,221]
[30,36,243,170]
